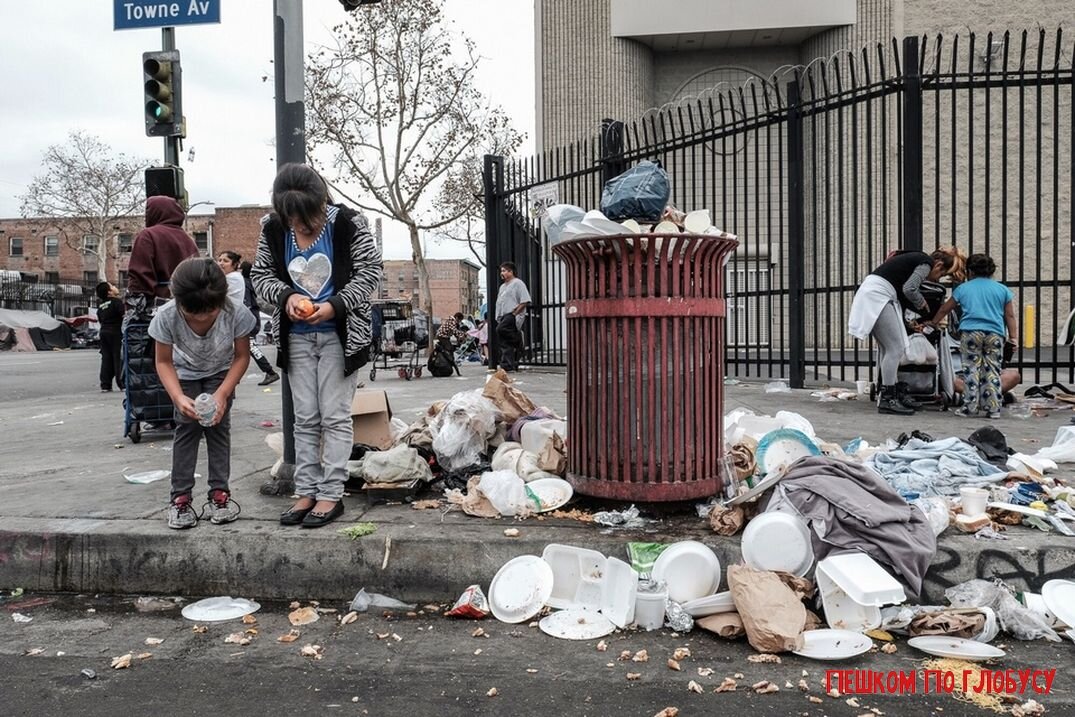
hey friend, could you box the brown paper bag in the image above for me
[482,369,537,425]
[727,564,806,653]
[696,612,745,639]
[446,476,499,518]
[537,432,567,475]
[910,609,986,639]
[708,504,745,536]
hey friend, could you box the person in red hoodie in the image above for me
[126,196,199,304]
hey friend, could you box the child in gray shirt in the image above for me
[149,258,256,529]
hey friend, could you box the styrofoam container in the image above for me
[600,557,638,628]
[741,511,814,577]
[541,544,606,610]
[520,420,568,454]
[634,587,667,631]
[816,552,906,632]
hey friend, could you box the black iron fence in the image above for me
[485,29,1074,387]
[0,277,97,318]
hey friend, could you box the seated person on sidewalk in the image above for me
[150,257,256,530]
[436,312,468,346]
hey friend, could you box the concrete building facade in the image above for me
[379,259,482,319]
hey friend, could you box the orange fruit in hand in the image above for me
[296,298,315,318]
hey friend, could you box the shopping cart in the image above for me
[369,300,425,381]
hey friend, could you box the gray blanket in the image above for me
[767,456,937,598]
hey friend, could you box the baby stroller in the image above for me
[869,282,957,409]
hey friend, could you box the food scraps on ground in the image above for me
[697,667,714,677]
[667,659,682,671]
[627,673,642,681]
[672,647,691,661]
[111,654,132,669]
[277,630,301,643]
[687,681,704,694]
[224,633,251,646]
[300,644,324,659]
[753,681,780,694]
[596,640,608,652]
[288,607,319,626]
[748,653,782,664]
[714,677,737,693]
[632,649,649,662]
[486,688,498,698]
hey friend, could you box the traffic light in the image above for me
[339,0,383,10]
[142,50,182,137]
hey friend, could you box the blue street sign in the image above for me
[114,0,220,30]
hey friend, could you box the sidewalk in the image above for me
[1,351,1072,604]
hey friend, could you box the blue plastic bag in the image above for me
[600,161,670,222]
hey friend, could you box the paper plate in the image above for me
[681,591,735,618]
[539,608,616,640]
[907,636,1006,661]
[1041,579,1075,631]
[181,596,260,622]
[793,629,873,661]
[651,540,721,604]
[683,209,711,234]
[489,556,554,624]
[526,477,573,513]
[600,557,639,628]
[987,502,1048,518]
[741,511,814,577]
[620,219,641,233]
[756,428,820,475]
[541,544,606,611]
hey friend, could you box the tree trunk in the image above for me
[97,241,110,284]
[407,222,436,355]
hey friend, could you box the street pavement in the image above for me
[1,595,1071,717]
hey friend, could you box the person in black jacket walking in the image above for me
[96,281,124,392]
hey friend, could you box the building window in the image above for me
[44,235,59,257]
[117,233,134,253]
[82,235,100,254]
[83,271,99,284]
[193,231,209,253]
[44,271,60,284]
[8,237,23,256]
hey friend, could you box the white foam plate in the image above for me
[907,636,1006,661]
[681,591,735,618]
[651,540,721,604]
[600,557,638,628]
[793,629,873,661]
[620,219,641,233]
[541,544,606,611]
[654,220,679,234]
[756,428,820,475]
[683,209,711,234]
[741,511,814,577]
[987,502,1048,518]
[526,477,573,513]
[539,608,616,640]
[1041,579,1075,631]
[181,597,260,622]
[488,555,554,624]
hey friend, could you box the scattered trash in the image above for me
[80,668,96,679]
[11,613,32,623]
[180,597,258,622]
[665,600,694,633]
[300,644,324,659]
[445,585,490,619]
[124,469,170,485]
[752,681,780,694]
[288,607,320,626]
[687,680,704,694]
[144,637,164,646]
[224,632,251,646]
[593,504,649,529]
[277,629,301,643]
[111,653,132,669]
[945,580,1060,642]
[349,589,416,614]
[486,687,498,698]
[714,677,737,693]
[974,525,1009,540]
[764,381,791,394]
[337,522,377,539]
[652,709,679,717]
[727,565,806,653]
[503,528,520,537]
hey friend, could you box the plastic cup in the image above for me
[634,587,668,631]
[856,380,869,395]
[960,486,989,518]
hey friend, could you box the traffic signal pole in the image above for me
[161,28,180,168]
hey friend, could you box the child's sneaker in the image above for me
[952,407,973,418]
[987,411,1002,420]
[167,495,197,530]
[207,489,241,525]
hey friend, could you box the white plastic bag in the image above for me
[944,579,1061,642]
[911,497,951,537]
[477,470,533,517]
[431,390,499,472]
[903,334,939,365]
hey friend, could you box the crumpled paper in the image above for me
[910,609,985,639]
[537,432,567,475]
[708,503,745,535]
[445,476,499,519]
[482,369,536,426]
[727,564,806,653]
[696,612,744,639]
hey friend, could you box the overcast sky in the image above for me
[0,1,536,263]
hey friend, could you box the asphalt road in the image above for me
[2,595,1071,717]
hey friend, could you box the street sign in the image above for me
[114,1,221,30]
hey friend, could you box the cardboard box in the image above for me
[351,389,394,449]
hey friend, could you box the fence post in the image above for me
[902,35,924,252]
[483,154,504,369]
[600,119,627,185]
[785,80,807,389]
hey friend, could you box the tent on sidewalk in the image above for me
[0,308,72,351]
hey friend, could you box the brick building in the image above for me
[380,259,482,319]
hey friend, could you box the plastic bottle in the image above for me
[194,393,217,427]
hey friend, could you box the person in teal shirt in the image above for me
[930,254,1017,418]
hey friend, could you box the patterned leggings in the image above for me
[960,331,1004,414]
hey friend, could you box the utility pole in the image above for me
[161,28,181,168]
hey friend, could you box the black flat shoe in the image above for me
[280,502,315,526]
[300,501,344,529]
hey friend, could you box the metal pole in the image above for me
[483,154,502,369]
[273,0,305,479]
[161,28,180,167]
[901,35,924,252]
[786,80,807,389]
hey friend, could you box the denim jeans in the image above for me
[171,371,233,502]
[287,332,358,501]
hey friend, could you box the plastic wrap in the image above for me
[944,579,1061,642]
[348,589,416,613]
[911,497,952,537]
[477,470,535,517]
[431,389,499,472]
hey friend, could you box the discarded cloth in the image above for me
[866,437,1009,497]
[766,456,936,598]
[966,426,1014,467]
[362,444,433,484]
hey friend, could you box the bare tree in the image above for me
[19,131,146,281]
[433,125,523,268]
[305,0,521,314]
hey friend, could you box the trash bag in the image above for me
[903,334,939,365]
[477,470,534,517]
[430,390,499,473]
[910,497,951,537]
[363,444,433,484]
[944,579,1061,642]
[349,589,416,613]
[599,160,670,222]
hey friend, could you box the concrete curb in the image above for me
[2,516,1073,604]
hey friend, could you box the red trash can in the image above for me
[553,232,739,502]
